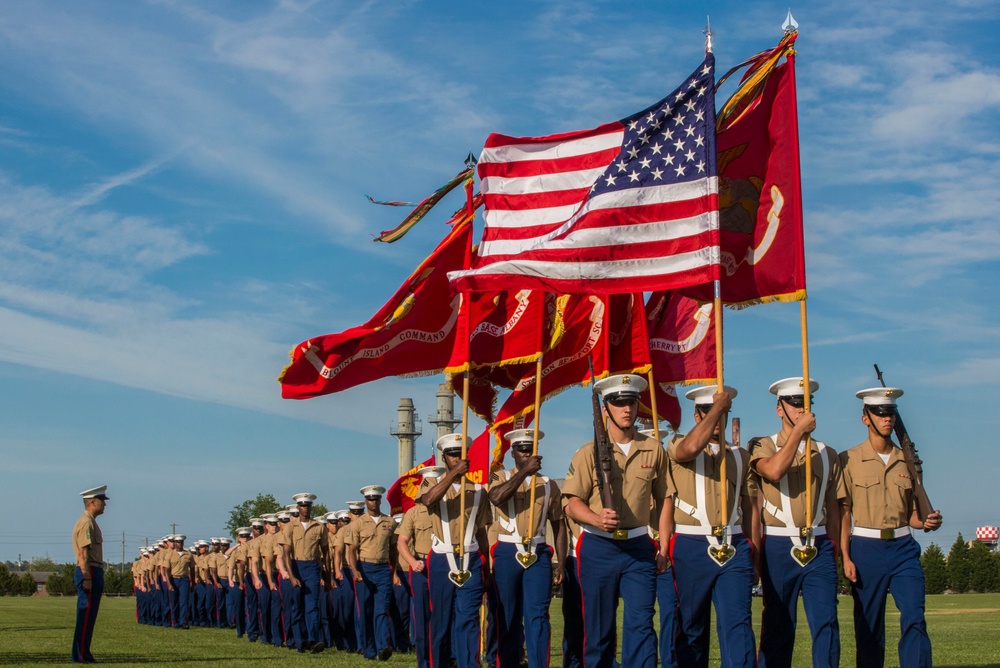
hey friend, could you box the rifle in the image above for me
[873,364,935,527]
[589,357,615,510]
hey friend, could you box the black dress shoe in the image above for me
[310,641,325,653]
[378,647,393,661]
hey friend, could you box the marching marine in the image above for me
[752,378,846,668]
[840,387,942,668]
[562,374,672,668]
[345,484,396,661]
[416,433,493,668]
[277,492,328,653]
[397,466,443,668]
[488,428,566,668]
[668,386,756,668]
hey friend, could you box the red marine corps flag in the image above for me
[449,54,719,296]
[466,293,611,481]
[683,32,805,307]
[278,219,473,399]
[387,455,436,515]
[645,290,717,385]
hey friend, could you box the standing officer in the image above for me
[277,492,328,653]
[562,374,672,668]
[161,535,194,629]
[489,428,566,668]
[72,485,108,663]
[396,476,438,668]
[346,485,396,661]
[417,434,492,668]
[753,378,847,668]
[669,385,756,668]
[840,387,943,668]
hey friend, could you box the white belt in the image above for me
[763,525,827,537]
[582,526,649,540]
[430,539,480,555]
[852,526,910,540]
[497,535,545,546]
[674,524,744,537]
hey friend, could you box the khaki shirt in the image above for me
[840,440,916,529]
[490,468,564,540]
[562,433,672,529]
[751,435,847,527]
[396,505,434,560]
[210,551,227,577]
[276,518,327,561]
[668,436,753,527]
[194,553,211,580]
[163,550,193,578]
[419,478,492,546]
[344,514,395,563]
[233,542,249,565]
[72,511,103,566]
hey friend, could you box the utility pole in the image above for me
[121,532,125,574]
[171,523,177,534]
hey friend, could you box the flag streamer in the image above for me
[373,167,475,243]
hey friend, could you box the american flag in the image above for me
[449,54,719,295]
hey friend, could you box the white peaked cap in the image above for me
[769,377,819,397]
[594,374,647,399]
[360,485,386,497]
[505,429,543,444]
[437,432,472,452]
[417,465,446,479]
[856,387,903,406]
[292,493,317,504]
[685,384,738,404]
[80,485,109,499]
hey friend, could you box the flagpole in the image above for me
[458,295,472,570]
[525,296,547,554]
[705,17,729,535]
[648,369,660,444]
[714,293,728,531]
[801,300,813,532]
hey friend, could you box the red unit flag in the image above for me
[279,220,473,398]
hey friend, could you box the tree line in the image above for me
[0,562,135,596]
[920,534,1000,594]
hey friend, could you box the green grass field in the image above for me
[0,594,998,666]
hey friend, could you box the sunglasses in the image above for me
[605,396,638,407]
[779,396,812,409]
[866,405,897,417]
[442,449,463,458]
[364,496,382,501]
[511,444,534,453]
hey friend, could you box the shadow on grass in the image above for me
[0,653,256,665]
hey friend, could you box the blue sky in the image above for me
[1,0,998,564]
